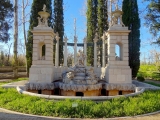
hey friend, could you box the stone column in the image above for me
[55,32,60,67]
[83,37,87,66]
[64,36,68,67]
[101,33,106,67]
[93,34,98,67]
[74,36,77,65]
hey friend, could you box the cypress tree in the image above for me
[122,0,140,77]
[97,0,108,65]
[26,0,52,75]
[86,0,97,66]
[53,0,64,65]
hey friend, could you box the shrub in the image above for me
[137,76,145,82]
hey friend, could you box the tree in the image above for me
[86,0,97,66]
[22,0,29,75]
[122,0,141,77]
[97,0,108,64]
[145,0,160,44]
[0,0,13,43]
[13,0,18,78]
[53,0,64,65]
[26,0,52,75]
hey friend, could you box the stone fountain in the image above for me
[59,50,102,96]
[25,3,136,97]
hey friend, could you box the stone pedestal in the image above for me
[29,65,55,83]
[105,25,132,84]
[29,26,55,83]
[61,90,101,96]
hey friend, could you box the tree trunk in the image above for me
[13,0,18,78]
[22,0,28,76]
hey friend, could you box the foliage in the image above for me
[0,87,160,118]
[97,0,108,65]
[137,64,160,80]
[145,0,160,44]
[137,76,145,82]
[122,0,141,77]
[53,0,64,65]
[86,0,108,66]
[0,51,26,66]
[0,0,13,43]
[86,0,96,66]
[26,0,52,74]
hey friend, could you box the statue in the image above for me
[77,50,86,66]
[37,17,42,25]
[110,3,125,27]
[37,4,50,27]
[62,71,74,84]
[42,4,46,12]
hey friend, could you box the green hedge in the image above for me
[0,87,160,118]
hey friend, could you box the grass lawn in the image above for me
[0,81,160,118]
[138,65,160,80]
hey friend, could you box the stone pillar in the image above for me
[101,33,106,67]
[105,25,131,84]
[83,37,87,66]
[93,34,98,67]
[30,26,55,83]
[64,36,68,67]
[55,32,60,67]
[74,36,77,65]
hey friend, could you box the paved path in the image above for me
[0,108,70,120]
[1,108,160,120]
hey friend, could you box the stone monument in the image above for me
[28,5,55,94]
[27,3,135,96]
[104,3,134,96]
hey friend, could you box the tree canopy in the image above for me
[86,0,108,66]
[0,0,13,43]
[53,0,64,65]
[26,0,52,74]
[145,0,160,44]
[122,0,141,77]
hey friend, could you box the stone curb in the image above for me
[16,86,145,101]
[0,107,160,120]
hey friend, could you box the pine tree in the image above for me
[0,0,13,43]
[145,0,160,44]
[26,0,52,75]
[122,0,141,77]
[53,0,64,65]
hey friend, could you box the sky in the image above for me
[0,0,159,62]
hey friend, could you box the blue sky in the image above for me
[0,0,159,62]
